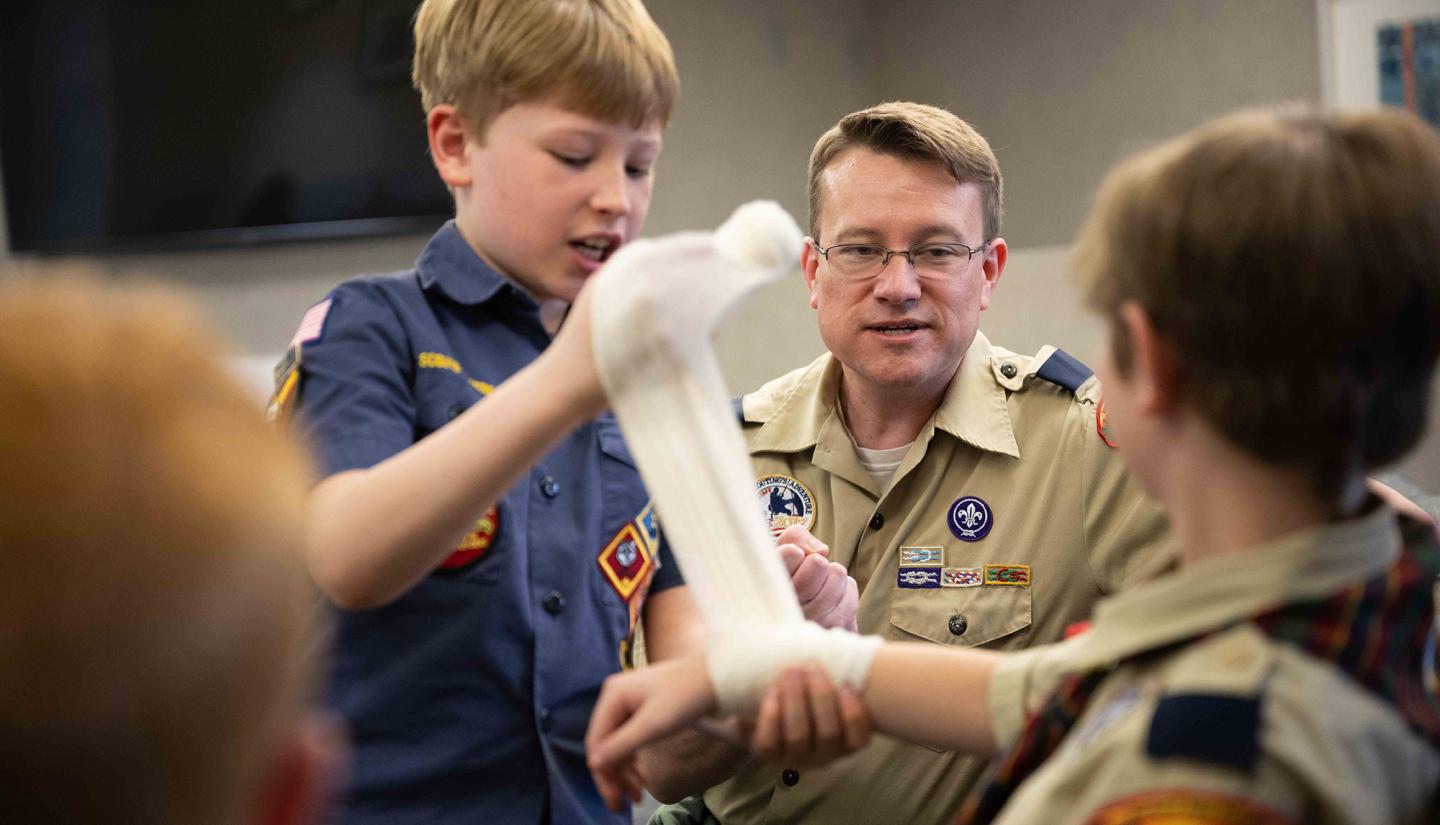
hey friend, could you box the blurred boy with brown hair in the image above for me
[0,273,340,825]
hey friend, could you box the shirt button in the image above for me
[781,768,800,786]
[869,512,884,530]
[539,475,561,498]
[538,708,553,732]
[542,591,567,615]
[948,614,968,636]
[1000,362,1018,379]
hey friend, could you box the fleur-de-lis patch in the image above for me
[947,495,994,542]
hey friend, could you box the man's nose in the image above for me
[872,252,922,302]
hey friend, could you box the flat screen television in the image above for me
[0,0,450,253]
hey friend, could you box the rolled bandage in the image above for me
[591,201,883,709]
[708,622,883,716]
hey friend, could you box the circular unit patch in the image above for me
[756,474,816,538]
[947,495,994,542]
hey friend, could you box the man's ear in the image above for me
[801,238,822,310]
[1118,301,1178,414]
[977,237,1007,311]
[427,105,473,188]
[254,712,349,825]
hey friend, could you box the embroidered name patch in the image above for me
[899,546,944,566]
[756,474,816,538]
[941,567,982,587]
[598,521,655,602]
[948,495,994,542]
[984,564,1031,587]
[897,567,940,588]
[438,507,500,571]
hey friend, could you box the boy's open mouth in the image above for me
[571,236,619,263]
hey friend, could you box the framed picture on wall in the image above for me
[1320,0,1440,126]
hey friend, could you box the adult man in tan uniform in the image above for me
[639,101,1172,823]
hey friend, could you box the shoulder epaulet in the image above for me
[1035,349,1094,396]
[1146,693,1261,774]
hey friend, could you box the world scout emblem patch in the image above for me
[947,495,994,542]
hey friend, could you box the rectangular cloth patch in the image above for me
[897,567,940,589]
[941,567,982,587]
[984,564,1031,587]
[900,546,944,566]
[290,297,333,346]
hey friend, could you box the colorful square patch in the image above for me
[598,522,655,602]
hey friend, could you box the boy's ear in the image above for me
[427,105,473,188]
[1118,301,1179,414]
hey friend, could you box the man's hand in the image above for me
[776,524,859,631]
[748,664,871,767]
[586,655,718,812]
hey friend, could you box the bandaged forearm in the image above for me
[591,202,882,703]
[708,621,884,715]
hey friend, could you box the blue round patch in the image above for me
[948,496,994,542]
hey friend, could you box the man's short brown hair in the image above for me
[807,101,1003,241]
[1075,106,1440,502]
[0,273,316,825]
[412,0,679,139]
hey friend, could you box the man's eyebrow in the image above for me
[829,224,969,244]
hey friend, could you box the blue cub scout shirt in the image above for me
[291,221,681,825]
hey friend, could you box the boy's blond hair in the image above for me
[1075,107,1440,503]
[0,272,316,825]
[412,0,678,139]
[808,101,1003,241]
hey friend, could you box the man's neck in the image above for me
[837,369,951,450]
[1153,423,1336,567]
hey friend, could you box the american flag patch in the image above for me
[290,298,333,346]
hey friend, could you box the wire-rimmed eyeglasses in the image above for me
[811,239,990,280]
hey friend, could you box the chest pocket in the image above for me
[593,418,655,611]
[413,369,481,438]
[889,576,1032,649]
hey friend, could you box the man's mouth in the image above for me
[870,322,926,336]
[571,235,619,263]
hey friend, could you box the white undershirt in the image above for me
[854,442,914,494]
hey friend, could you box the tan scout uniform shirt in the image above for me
[988,506,1440,825]
[705,331,1173,825]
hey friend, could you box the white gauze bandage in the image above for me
[591,201,881,715]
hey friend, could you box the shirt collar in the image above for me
[1069,504,1401,670]
[416,220,513,307]
[932,330,1020,458]
[745,330,1020,459]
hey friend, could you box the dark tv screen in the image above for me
[0,0,450,253]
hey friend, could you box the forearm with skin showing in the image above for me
[635,587,751,801]
[305,356,601,609]
[863,643,1001,755]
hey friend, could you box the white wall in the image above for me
[2,0,1435,492]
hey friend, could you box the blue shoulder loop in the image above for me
[732,396,746,425]
[1035,349,1094,395]
[1146,693,1261,774]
